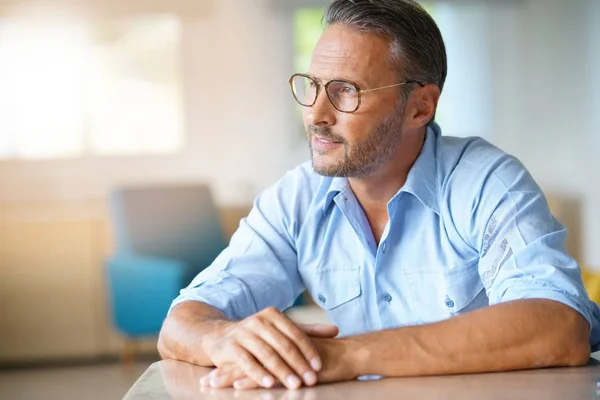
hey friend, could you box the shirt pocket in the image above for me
[312,268,366,337]
[444,263,488,315]
[407,260,488,324]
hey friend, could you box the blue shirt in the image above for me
[171,123,600,352]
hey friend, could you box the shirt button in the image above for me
[381,242,387,254]
[318,294,326,304]
[445,296,455,308]
[383,293,392,303]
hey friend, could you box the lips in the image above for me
[311,135,343,151]
[314,135,342,144]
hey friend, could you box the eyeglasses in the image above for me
[288,73,425,113]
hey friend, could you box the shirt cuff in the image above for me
[494,278,594,334]
[168,273,258,320]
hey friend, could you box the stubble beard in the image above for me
[307,103,406,178]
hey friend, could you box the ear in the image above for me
[405,84,441,128]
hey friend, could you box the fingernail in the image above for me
[200,376,210,385]
[262,376,274,387]
[310,358,321,371]
[286,375,301,389]
[303,370,317,386]
[210,376,223,387]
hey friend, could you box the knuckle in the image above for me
[237,351,254,367]
[289,332,308,347]
[264,306,278,316]
[286,352,309,371]
[246,318,261,330]
[279,339,295,353]
[252,342,271,358]
[231,346,249,361]
[240,317,253,328]
[262,351,281,368]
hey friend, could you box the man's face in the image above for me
[304,24,406,178]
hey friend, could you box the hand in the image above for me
[201,307,339,390]
[203,337,358,390]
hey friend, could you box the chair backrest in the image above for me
[109,183,227,277]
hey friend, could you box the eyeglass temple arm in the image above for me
[360,80,426,94]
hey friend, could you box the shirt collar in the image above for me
[399,122,440,215]
[320,122,441,215]
[322,176,350,213]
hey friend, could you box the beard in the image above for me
[306,102,406,178]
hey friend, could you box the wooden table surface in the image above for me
[123,356,600,400]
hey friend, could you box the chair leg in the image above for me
[121,338,137,370]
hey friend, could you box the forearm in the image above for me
[157,301,233,366]
[347,299,590,377]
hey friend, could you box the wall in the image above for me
[0,201,250,363]
[0,0,301,207]
[488,0,599,267]
[0,0,598,251]
[584,0,600,268]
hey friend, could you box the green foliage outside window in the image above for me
[293,8,325,74]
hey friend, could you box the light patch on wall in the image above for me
[423,2,493,139]
[0,12,184,160]
[0,16,88,158]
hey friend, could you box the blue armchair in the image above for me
[105,184,228,342]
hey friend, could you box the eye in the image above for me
[329,81,357,97]
[340,85,356,94]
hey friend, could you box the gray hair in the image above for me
[324,0,447,93]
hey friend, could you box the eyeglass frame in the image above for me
[288,73,426,114]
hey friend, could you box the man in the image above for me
[158,0,600,391]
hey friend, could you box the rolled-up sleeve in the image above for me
[168,174,306,321]
[470,157,597,342]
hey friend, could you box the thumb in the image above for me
[298,323,339,338]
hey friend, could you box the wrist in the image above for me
[199,319,235,363]
[339,336,370,378]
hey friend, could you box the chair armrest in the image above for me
[106,253,189,336]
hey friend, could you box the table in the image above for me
[124,356,600,400]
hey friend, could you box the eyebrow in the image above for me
[305,73,364,87]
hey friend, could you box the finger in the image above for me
[238,331,302,390]
[233,377,261,391]
[255,320,317,387]
[263,309,324,372]
[297,323,339,338]
[200,370,213,386]
[205,366,247,388]
[200,367,229,386]
[229,345,277,389]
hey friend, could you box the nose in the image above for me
[303,85,337,127]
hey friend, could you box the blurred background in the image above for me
[0,0,599,398]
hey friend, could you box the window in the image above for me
[292,3,492,139]
[293,8,324,74]
[0,13,184,160]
